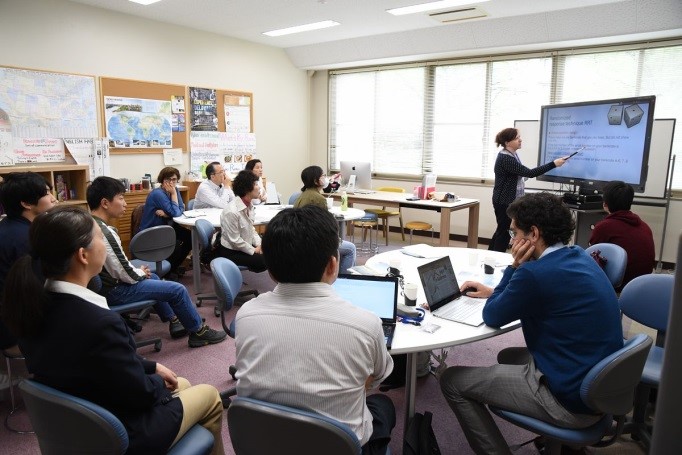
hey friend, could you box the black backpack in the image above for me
[403,411,442,455]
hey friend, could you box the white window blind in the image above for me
[329,42,682,189]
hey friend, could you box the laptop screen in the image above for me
[417,256,461,310]
[332,274,398,322]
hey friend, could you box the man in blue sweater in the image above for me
[440,192,623,454]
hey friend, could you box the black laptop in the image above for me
[332,274,399,349]
[417,256,486,326]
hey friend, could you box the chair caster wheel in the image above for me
[229,365,237,380]
[221,397,231,409]
[214,306,221,317]
[154,341,162,352]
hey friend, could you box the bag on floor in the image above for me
[403,411,441,455]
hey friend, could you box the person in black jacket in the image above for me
[488,128,567,252]
[2,206,225,454]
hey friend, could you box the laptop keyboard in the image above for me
[434,297,485,326]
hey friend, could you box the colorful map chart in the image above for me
[104,96,172,148]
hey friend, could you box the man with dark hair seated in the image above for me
[0,172,57,353]
[213,170,267,272]
[235,205,396,454]
[440,192,623,454]
[589,180,655,290]
[87,176,226,348]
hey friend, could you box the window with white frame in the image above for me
[328,42,682,190]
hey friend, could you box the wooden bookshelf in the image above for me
[0,164,90,208]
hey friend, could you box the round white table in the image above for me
[365,247,518,431]
[174,205,366,294]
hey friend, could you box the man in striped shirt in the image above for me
[235,205,395,454]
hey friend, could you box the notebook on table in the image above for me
[417,256,486,326]
[332,274,399,349]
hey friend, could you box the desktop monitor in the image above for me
[340,161,372,190]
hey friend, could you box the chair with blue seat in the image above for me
[619,273,674,449]
[187,198,195,210]
[585,243,628,289]
[288,191,302,205]
[210,257,241,407]
[489,333,652,455]
[228,396,362,455]
[19,379,214,455]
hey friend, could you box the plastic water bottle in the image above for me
[341,191,348,211]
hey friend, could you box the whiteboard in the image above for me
[515,118,675,198]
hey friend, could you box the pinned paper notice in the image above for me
[164,148,183,166]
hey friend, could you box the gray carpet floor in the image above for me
[0,232,648,454]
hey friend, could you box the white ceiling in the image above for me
[67,0,682,69]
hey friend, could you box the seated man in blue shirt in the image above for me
[0,172,57,352]
[440,192,623,454]
[87,176,226,348]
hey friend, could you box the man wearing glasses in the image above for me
[194,161,235,210]
[139,166,192,278]
[440,192,623,454]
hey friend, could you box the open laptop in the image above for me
[332,274,399,349]
[417,256,486,326]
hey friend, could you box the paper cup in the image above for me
[404,282,418,306]
[326,198,333,210]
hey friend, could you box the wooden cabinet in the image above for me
[110,190,150,256]
[0,164,89,209]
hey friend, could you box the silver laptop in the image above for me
[417,256,486,326]
[332,274,399,349]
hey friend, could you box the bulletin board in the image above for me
[100,77,187,155]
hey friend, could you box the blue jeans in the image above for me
[106,274,202,333]
[339,240,356,274]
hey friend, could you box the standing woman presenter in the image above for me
[489,128,567,252]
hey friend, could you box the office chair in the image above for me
[129,225,175,278]
[288,191,302,205]
[2,347,33,433]
[228,396,362,455]
[619,273,674,449]
[187,198,195,210]
[19,379,214,455]
[210,257,241,407]
[365,187,405,245]
[585,243,628,289]
[194,218,219,307]
[489,333,652,455]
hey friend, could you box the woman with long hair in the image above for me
[2,206,224,454]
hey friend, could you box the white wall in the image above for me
[0,0,310,199]
[309,72,682,264]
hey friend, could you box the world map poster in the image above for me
[104,96,172,148]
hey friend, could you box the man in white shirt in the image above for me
[214,170,266,272]
[235,205,396,454]
[193,161,235,210]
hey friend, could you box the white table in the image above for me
[365,247,518,430]
[330,191,480,248]
[174,205,366,294]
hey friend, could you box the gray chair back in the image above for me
[210,257,243,337]
[195,218,215,252]
[288,191,302,205]
[129,225,176,276]
[580,333,652,416]
[228,396,361,455]
[585,243,628,289]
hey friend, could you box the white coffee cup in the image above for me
[326,198,333,210]
[483,256,496,274]
[404,282,418,306]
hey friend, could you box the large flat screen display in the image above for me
[537,96,655,193]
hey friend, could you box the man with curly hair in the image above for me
[440,192,623,454]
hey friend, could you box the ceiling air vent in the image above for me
[429,7,487,23]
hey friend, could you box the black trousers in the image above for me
[363,394,396,455]
[488,203,511,253]
[169,222,193,272]
[214,244,267,273]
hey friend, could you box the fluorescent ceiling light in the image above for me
[387,0,489,16]
[128,0,163,5]
[263,20,340,37]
